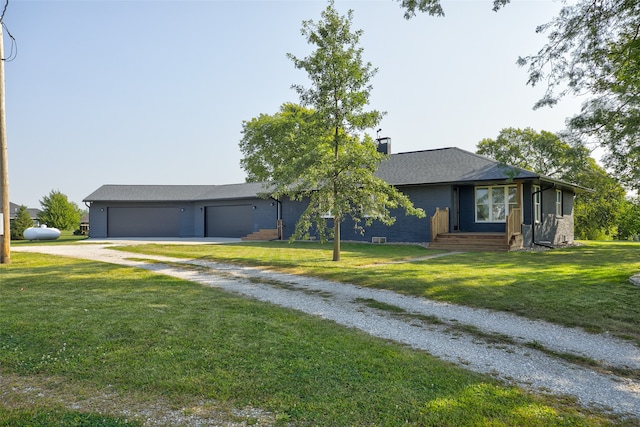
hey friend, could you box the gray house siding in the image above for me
[333,185,450,243]
[88,203,108,238]
[380,185,450,243]
[281,198,311,240]
[179,205,196,237]
[521,183,534,225]
[521,183,534,247]
[535,188,575,245]
[252,198,279,232]
[279,185,450,243]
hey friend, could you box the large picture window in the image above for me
[475,185,518,222]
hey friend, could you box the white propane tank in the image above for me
[24,225,61,241]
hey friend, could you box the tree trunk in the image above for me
[332,217,341,261]
[332,126,341,262]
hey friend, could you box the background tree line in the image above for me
[477,127,640,241]
[10,190,82,240]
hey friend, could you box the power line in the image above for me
[2,23,16,62]
[0,1,16,62]
[0,0,7,23]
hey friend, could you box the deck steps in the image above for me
[241,229,279,241]
[429,232,521,252]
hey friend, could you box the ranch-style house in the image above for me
[84,147,590,251]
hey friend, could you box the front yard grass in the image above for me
[120,240,640,344]
[0,252,630,426]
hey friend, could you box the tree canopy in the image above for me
[573,159,627,240]
[10,205,33,240]
[396,0,508,19]
[398,0,640,190]
[476,127,590,182]
[476,127,627,240]
[516,0,640,190]
[240,1,424,261]
[240,103,323,183]
[617,197,640,241]
[38,190,81,231]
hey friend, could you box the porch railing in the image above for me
[506,207,522,245]
[430,207,449,242]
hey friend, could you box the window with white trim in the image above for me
[475,185,518,222]
[556,189,563,217]
[533,185,541,223]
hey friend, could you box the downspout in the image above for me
[271,197,283,240]
[531,183,555,249]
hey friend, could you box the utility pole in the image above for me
[0,25,10,264]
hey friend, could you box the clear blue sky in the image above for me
[4,0,583,209]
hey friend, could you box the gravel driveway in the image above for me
[13,243,640,420]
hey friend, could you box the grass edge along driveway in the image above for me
[1,250,635,426]
[120,240,640,345]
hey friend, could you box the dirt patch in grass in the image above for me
[0,372,275,426]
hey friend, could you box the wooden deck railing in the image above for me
[430,207,449,242]
[506,207,522,244]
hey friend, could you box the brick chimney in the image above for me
[376,137,391,154]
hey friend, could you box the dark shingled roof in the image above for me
[84,148,588,202]
[1,202,41,219]
[84,185,213,202]
[83,182,271,202]
[375,147,538,185]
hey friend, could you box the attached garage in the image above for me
[205,204,253,238]
[84,183,279,239]
[108,207,180,237]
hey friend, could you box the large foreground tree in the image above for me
[240,2,424,261]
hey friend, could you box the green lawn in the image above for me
[119,240,640,344]
[0,250,631,426]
